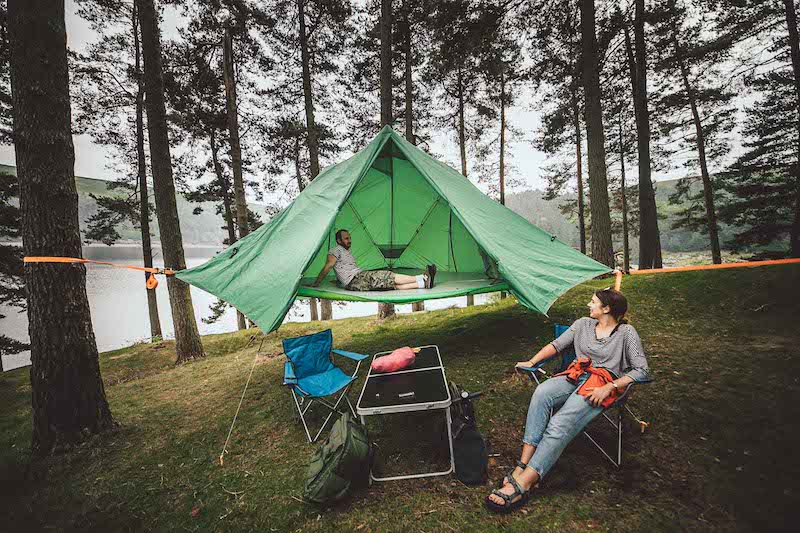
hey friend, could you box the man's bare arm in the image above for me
[312,255,337,286]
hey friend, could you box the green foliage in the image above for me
[0,0,11,145]
[0,169,26,359]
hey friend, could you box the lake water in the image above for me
[0,245,491,371]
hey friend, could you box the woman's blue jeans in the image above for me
[523,373,604,479]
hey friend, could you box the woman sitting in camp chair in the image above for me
[486,288,650,513]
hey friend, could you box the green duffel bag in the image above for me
[303,412,371,504]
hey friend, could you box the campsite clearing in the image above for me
[2,265,799,531]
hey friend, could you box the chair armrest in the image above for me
[283,361,297,386]
[611,377,652,405]
[515,351,562,373]
[332,349,369,361]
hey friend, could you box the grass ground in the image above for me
[2,265,800,532]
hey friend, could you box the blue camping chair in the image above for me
[282,329,369,443]
[517,325,653,467]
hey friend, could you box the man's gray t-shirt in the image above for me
[329,245,362,286]
[551,317,650,382]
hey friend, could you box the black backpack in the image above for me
[449,382,488,485]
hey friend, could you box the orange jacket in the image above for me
[555,357,620,409]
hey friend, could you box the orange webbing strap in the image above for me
[628,257,800,275]
[23,256,176,275]
[614,270,622,291]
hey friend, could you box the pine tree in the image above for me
[580,0,614,267]
[165,6,268,329]
[652,0,738,264]
[377,0,395,320]
[528,0,587,254]
[718,66,798,255]
[0,2,26,366]
[73,0,163,340]
[625,0,663,268]
[137,0,205,363]
[8,0,115,453]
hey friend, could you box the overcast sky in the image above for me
[0,0,734,196]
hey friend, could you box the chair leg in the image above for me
[617,408,623,466]
[292,390,314,443]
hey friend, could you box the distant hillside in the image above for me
[1,163,739,255]
[0,164,271,245]
[505,178,740,261]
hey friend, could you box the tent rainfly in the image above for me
[176,126,610,333]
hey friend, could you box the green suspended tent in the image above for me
[176,126,610,333]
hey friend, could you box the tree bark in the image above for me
[403,9,424,313]
[378,0,395,320]
[626,1,662,269]
[297,0,320,179]
[222,26,249,240]
[674,33,722,264]
[499,67,507,299]
[619,122,630,272]
[133,3,162,340]
[573,92,586,255]
[784,0,800,257]
[211,130,246,330]
[457,68,468,178]
[293,136,320,321]
[499,68,506,207]
[580,0,614,267]
[297,0,330,320]
[8,0,115,454]
[137,0,205,362]
[456,68,473,307]
[380,0,392,128]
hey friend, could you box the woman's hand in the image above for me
[585,383,615,407]
[515,360,534,370]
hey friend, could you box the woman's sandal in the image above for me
[498,460,528,488]
[485,474,530,513]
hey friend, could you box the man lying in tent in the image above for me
[311,229,437,291]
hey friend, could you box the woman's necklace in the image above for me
[595,322,619,340]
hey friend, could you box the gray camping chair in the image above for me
[516,324,652,467]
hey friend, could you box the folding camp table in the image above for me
[356,345,454,482]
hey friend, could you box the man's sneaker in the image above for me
[426,264,437,289]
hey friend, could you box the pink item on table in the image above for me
[371,346,416,372]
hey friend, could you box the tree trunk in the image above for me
[619,122,630,272]
[297,0,320,179]
[499,68,507,300]
[784,0,800,257]
[133,3,162,340]
[292,136,320,322]
[403,10,424,313]
[457,68,468,178]
[456,69,473,307]
[298,0,330,320]
[8,0,115,454]
[499,69,506,207]
[674,34,722,264]
[404,9,414,144]
[580,0,614,268]
[222,27,249,240]
[626,1,662,269]
[380,0,392,128]
[210,130,246,330]
[138,0,205,363]
[378,0,395,320]
[573,92,586,255]
[211,131,238,248]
